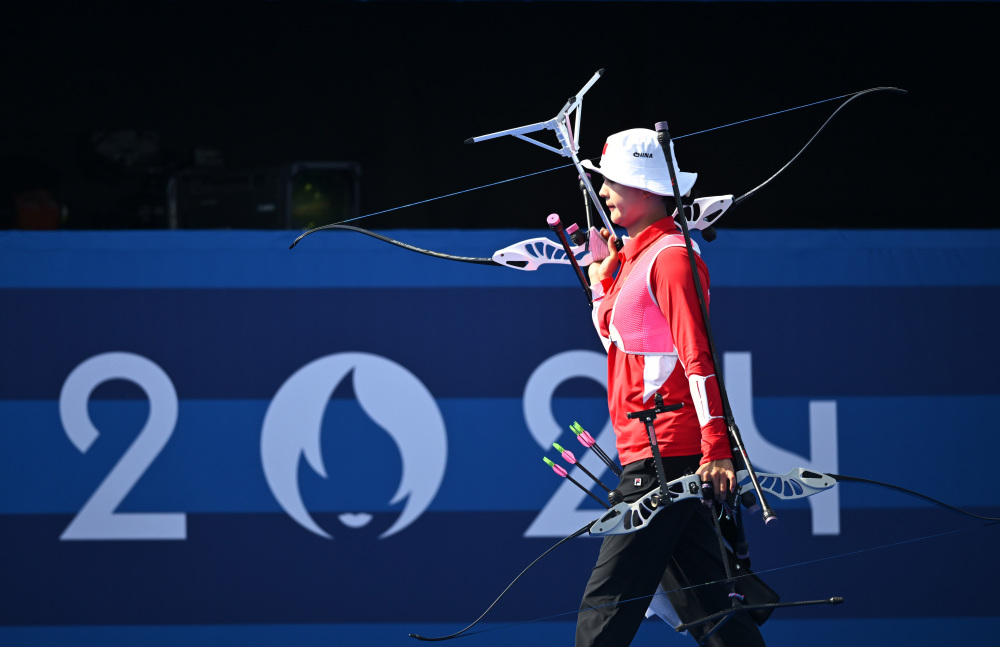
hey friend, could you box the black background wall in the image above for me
[2,1,997,230]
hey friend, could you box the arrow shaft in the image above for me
[570,459,612,493]
[566,474,610,509]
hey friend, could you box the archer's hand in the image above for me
[587,228,620,283]
[696,459,737,502]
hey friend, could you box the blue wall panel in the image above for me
[1,230,998,645]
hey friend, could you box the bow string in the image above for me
[290,85,906,261]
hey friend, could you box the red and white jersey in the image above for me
[592,219,730,466]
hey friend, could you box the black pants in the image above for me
[575,455,766,647]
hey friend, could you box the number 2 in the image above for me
[59,352,186,541]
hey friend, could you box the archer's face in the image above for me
[599,179,658,234]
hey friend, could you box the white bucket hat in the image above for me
[581,128,697,197]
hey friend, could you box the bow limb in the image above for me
[408,522,593,642]
[687,88,906,238]
[740,468,1000,522]
[826,473,1000,522]
[732,86,907,208]
[290,223,597,272]
[289,224,498,265]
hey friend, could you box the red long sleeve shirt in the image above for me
[592,219,731,466]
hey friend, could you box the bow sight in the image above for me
[465,68,620,251]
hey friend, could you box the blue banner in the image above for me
[1,229,998,645]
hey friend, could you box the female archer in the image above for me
[577,129,767,647]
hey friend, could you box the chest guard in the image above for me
[608,233,700,356]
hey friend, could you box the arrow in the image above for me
[544,457,609,509]
[553,442,611,492]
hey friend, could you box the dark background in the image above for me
[2,1,996,231]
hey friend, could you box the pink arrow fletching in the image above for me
[579,431,596,446]
[561,449,578,464]
[551,463,568,478]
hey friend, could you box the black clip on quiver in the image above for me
[653,121,776,524]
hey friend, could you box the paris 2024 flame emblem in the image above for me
[261,352,447,539]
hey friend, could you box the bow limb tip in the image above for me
[289,230,314,249]
[409,633,454,642]
[289,224,328,249]
[409,630,464,642]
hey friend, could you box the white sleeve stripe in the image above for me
[688,374,722,427]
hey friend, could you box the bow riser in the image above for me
[492,236,593,271]
[589,474,705,536]
[684,195,733,232]
[747,468,838,501]
[590,468,840,537]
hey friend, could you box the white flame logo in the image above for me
[261,352,447,539]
